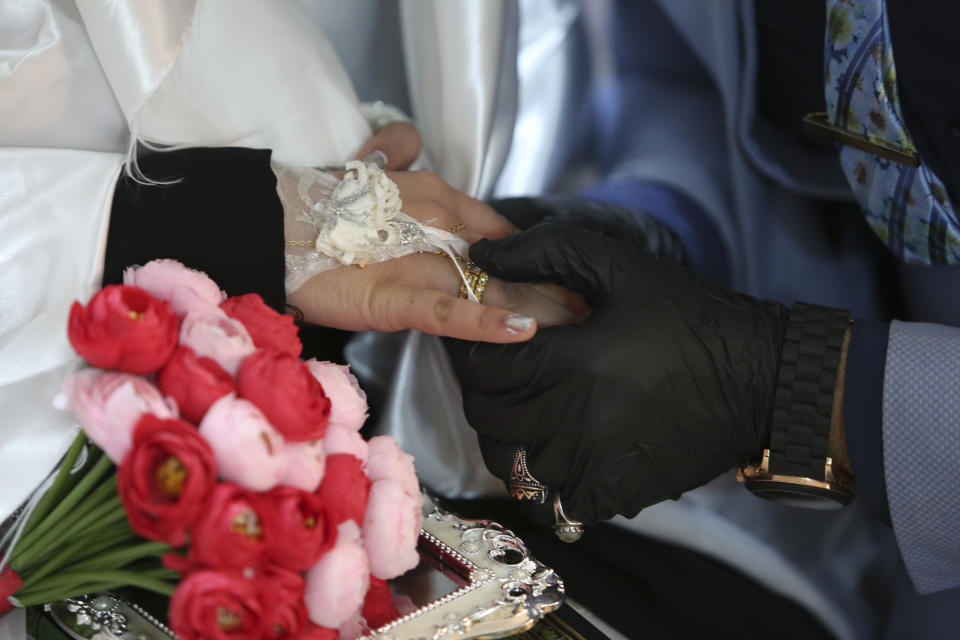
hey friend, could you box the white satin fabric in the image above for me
[0,0,125,151]
[494,0,590,196]
[400,1,518,197]
[76,0,371,166]
[0,148,121,519]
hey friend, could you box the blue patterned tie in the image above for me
[825,0,960,265]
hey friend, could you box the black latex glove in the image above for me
[490,196,687,264]
[447,224,790,524]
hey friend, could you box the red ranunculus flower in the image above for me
[258,486,337,572]
[170,570,263,640]
[315,454,370,527]
[237,349,330,441]
[67,285,179,373]
[189,483,266,569]
[362,577,400,630]
[118,415,217,546]
[255,565,308,640]
[296,623,339,640]
[221,293,302,357]
[158,346,236,424]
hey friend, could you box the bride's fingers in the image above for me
[288,252,581,341]
[353,122,421,171]
[482,279,584,328]
[530,282,591,318]
[450,192,519,242]
[373,284,537,343]
[412,253,583,328]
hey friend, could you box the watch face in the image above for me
[745,479,853,510]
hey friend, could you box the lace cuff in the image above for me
[274,160,472,297]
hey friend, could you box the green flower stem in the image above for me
[57,541,170,575]
[19,501,128,570]
[20,433,88,539]
[14,581,122,608]
[19,532,159,591]
[12,456,114,567]
[13,474,118,570]
[15,570,177,608]
[15,569,176,607]
[54,525,139,567]
[55,490,122,541]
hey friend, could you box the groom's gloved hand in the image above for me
[447,224,790,524]
[490,196,687,264]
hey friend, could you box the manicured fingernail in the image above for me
[361,150,388,168]
[505,314,534,334]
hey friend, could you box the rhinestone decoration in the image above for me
[459,541,481,554]
[63,593,127,634]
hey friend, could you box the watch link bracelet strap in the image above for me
[768,302,851,481]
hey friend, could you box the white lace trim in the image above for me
[274,160,472,298]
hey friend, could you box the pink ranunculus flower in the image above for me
[362,479,421,580]
[123,259,225,317]
[277,440,326,492]
[198,394,283,492]
[179,308,255,376]
[304,520,370,629]
[54,369,176,463]
[365,436,418,499]
[305,360,368,432]
[322,425,369,464]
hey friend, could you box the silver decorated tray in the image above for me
[46,492,564,640]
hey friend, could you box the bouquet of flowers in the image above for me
[0,260,423,639]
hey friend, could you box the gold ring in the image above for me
[458,261,489,303]
[447,223,467,234]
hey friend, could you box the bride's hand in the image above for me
[354,122,421,171]
[387,171,520,241]
[287,171,587,342]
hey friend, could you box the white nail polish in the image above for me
[505,314,534,333]
[361,150,388,168]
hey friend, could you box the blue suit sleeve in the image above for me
[843,318,891,525]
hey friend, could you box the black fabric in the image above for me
[444,498,836,640]
[844,318,892,525]
[754,1,829,144]
[102,147,286,312]
[887,0,960,206]
[446,224,790,523]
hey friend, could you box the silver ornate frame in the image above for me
[46,493,564,640]
[361,493,564,639]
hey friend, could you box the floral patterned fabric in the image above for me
[826,0,960,264]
